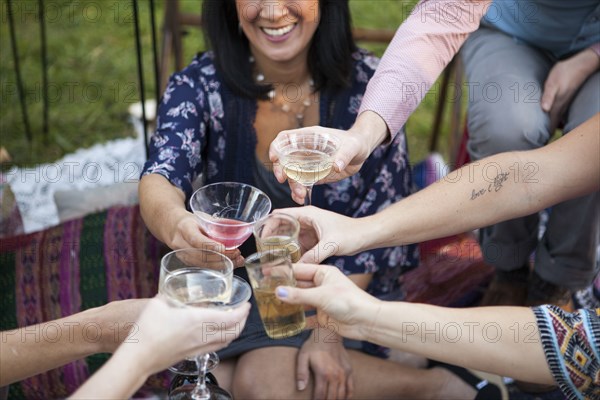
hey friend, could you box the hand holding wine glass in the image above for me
[275,263,381,342]
[159,248,252,400]
[167,208,245,267]
[118,295,250,376]
[138,175,244,267]
[272,206,359,264]
[253,213,302,262]
[70,295,250,400]
[270,131,341,206]
[270,125,379,205]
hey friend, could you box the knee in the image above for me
[233,368,299,399]
[467,102,550,158]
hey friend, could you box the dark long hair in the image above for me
[201,0,357,99]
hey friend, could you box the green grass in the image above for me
[1,0,464,168]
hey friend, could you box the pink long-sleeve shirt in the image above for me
[359,0,600,137]
[358,0,492,136]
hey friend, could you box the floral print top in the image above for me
[142,49,419,301]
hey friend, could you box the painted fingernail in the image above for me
[297,380,307,391]
[276,287,288,298]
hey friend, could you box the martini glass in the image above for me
[190,182,272,249]
[272,131,340,205]
[159,248,251,400]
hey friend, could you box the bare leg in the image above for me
[231,347,478,399]
[233,347,305,399]
[212,358,237,393]
[349,350,475,400]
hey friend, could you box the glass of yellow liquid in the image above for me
[272,131,340,205]
[253,213,301,263]
[245,250,306,339]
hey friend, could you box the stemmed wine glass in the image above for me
[159,248,251,400]
[272,131,340,205]
[190,182,272,249]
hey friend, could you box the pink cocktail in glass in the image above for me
[198,218,254,250]
[190,182,272,250]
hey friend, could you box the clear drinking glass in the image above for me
[159,248,251,400]
[253,213,301,262]
[190,182,272,249]
[272,131,340,205]
[244,250,306,339]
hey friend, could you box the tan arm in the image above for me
[367,302,553,384]
[139,174,243,264]
[139,174,194,248]
[0,300,147,386]
[360,113,600,250]
[279,264,555,385]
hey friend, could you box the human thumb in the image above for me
[298,246,323,264]
[295,347,310,391]
[333,146,354,173]
[275,286,317,308]
[299,241,339,264]
[541,82,556,113]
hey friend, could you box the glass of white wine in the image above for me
[244,249,306,339]
[159,248,251,400]
[273,132,340,205]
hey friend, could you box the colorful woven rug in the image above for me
[403,232,494,306]
[0,205,168,398]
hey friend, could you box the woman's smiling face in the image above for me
[236,0,320,63]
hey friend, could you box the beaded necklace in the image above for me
[252,57,315,128]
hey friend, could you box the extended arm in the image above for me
[0,299,147,387]
[271,0,491,197]
[361,113,600,250]
[278,264,554,385]
[138,71,242,264]
[70,297,250,399]
[283,113,599,263]
[139,174,197,248]
[358,0,491,140]
[367,301,551,384]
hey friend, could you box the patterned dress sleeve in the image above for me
[315,50,418,300]
[321,131,417,296]
[532,305,600,400]
[141,63,208,198]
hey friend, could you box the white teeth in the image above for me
[262,24,295,37]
